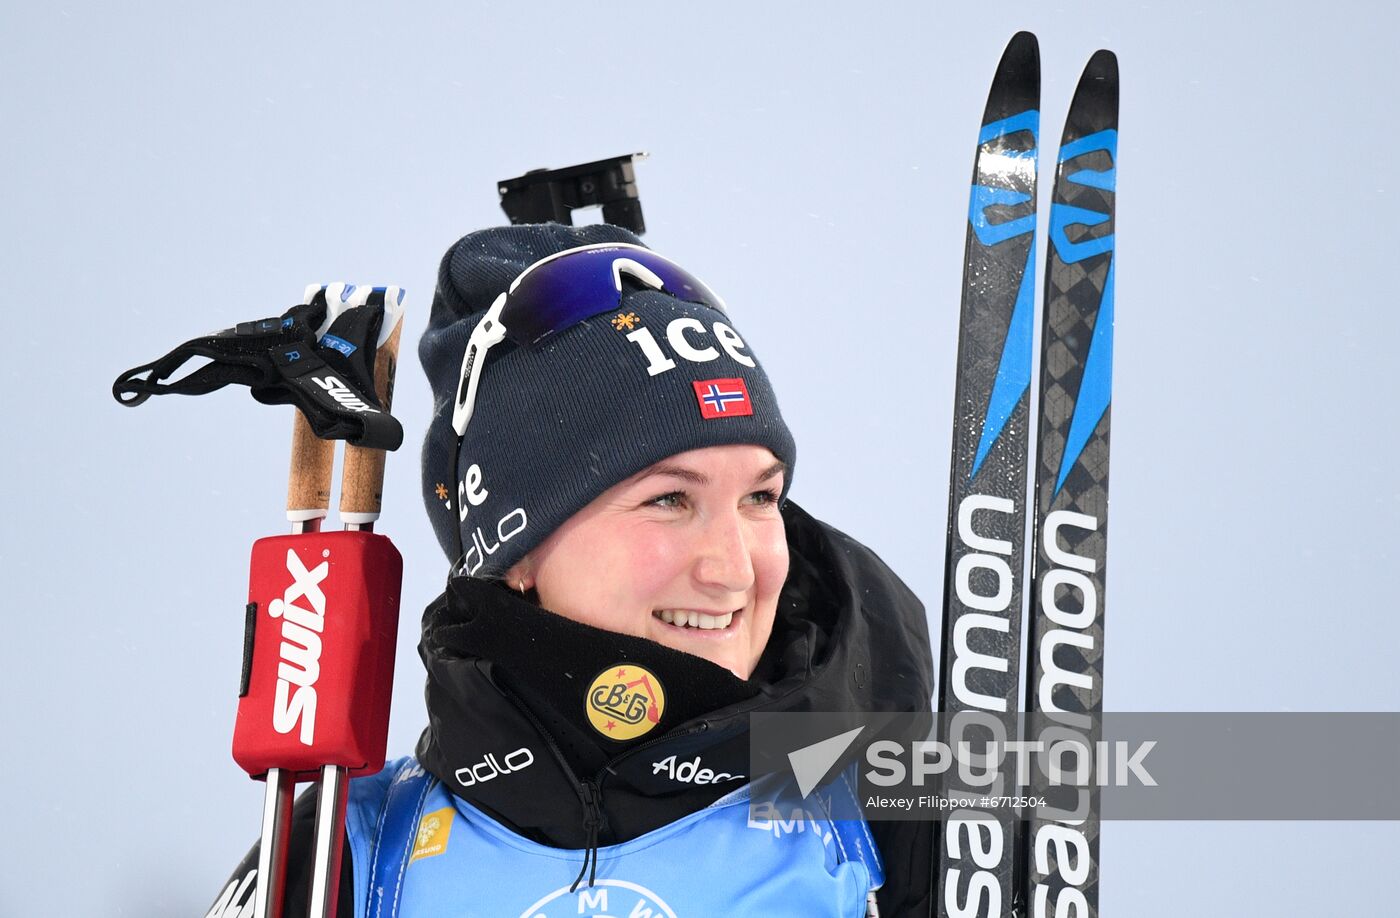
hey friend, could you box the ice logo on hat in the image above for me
[517,880,676,918]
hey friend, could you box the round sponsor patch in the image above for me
[585,664,666,741]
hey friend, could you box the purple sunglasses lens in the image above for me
[503,246,724,345]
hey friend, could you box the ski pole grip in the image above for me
[288,412,336,522]
[340,288,405,524]
[286,283,353,524]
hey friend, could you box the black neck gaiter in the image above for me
[440,578,760,770]
[416,576,764,845]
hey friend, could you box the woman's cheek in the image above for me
[622,524,690,586]
[753,522,791,590]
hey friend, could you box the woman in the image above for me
[207,224,935,917]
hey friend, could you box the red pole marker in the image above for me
[232,284,405,918]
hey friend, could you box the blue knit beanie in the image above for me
[419,224,796,578]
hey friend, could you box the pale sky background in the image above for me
[3,2,1398,915]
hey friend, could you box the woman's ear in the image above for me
[504,556,534,594]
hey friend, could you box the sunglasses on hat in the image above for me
[451,243,727,437]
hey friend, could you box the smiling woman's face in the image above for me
[508,444,789,679]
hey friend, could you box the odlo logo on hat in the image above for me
[585,665,666,741]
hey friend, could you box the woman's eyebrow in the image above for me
[639,464,708,485]
[755,460,787,484]
[635,460,787,487]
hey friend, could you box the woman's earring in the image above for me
[518,579,527,594]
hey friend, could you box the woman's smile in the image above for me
[652,607,739,631]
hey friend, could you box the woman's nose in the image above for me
[693,511,755,593]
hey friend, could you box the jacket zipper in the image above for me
[495,683,728,889]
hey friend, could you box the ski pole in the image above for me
[236,285,405,918]
[112,280,406,918]
[306,287,404,918]
[257,283,350,918]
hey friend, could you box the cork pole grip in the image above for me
[339,319,403,520]
[287,410,336,520]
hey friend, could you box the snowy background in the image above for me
[4,1,1398,915]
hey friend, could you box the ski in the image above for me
[1017,50,1118,918]
[935,31,1039,918]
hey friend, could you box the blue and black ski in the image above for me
[935,31,1039,918]
[1016,49,1118,918]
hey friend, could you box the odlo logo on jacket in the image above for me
[268,548,329,746]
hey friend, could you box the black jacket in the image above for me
[207,501,936,917]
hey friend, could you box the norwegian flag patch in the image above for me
[692,378,753,419]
